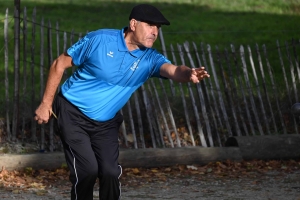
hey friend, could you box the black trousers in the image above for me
[53,92,123,200]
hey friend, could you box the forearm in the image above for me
[160,63,210,83]
[41,53,72,108]
[41,59,65,107]
[172,65,192,82]
[160,63,192,82]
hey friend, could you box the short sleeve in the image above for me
[150,50,171,78]
[67,32,100,66]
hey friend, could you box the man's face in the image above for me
[132,20,161,48]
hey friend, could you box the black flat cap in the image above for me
[129,4,170,25]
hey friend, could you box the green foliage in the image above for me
[1,0,300,48]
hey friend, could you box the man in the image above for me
[34,4,210,200]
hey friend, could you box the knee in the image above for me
[101,164,121,179]
[86,166,98,179]
[72,164,98,183]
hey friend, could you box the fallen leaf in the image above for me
[187,165,198,170]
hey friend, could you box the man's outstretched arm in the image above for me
[160,63,210,83]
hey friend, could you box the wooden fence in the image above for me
[1,7,300,152]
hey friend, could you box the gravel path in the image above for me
[1,170,299,200]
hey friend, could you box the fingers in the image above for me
[192,67,210,82]
[34,115,49,124]
[34,103,54,124]
[34,108,52,124]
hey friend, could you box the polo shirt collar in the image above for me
[118,27,147,57]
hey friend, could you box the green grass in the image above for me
[1,0,300,48]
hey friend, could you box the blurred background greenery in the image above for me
[1,0,300,50]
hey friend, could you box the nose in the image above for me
[151,26,159,37]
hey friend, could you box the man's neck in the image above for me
[124,28,142,51]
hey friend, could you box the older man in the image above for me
[34,4,210,200]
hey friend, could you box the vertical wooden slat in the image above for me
[207,44,232,140]
[62,32,68,81]
[247,45,271,135]
[4,8,11,140]
[192,42,209,105]
[55,22,61,95]
[178,44,207,147]
[223,48,243,136]
[200,43,222,145]
[133,92,146,148]
[55,21,62,149]
[56,22,60,57]
[12,7,21,141]
[285,41,298,103]
[145,84,165,148]
[292,39,300,91]
[159,28,176,96]
[150,80,174,147]
[30,7,37,142]
[225,48,248,136]
[277,41,298,134]
[183,42,213,146]
[40,18,45,151]
[215,46,238,138]
[157,78,181,147]
[263,44,287,134]
[140,85,159,148]
[63,31,67,52]
[47,20,54,152]
[70,29,75,73]
[255,44,278,133]
[240,45,264,135]
[21,7,28,142]
[126,100,137,149]
[119,109,128,147]
[231,44,254,135]
[170,44,195,146]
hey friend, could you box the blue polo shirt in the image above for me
[61,27,171,121]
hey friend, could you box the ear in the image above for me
[129,19,138,31]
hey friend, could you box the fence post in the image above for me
[12,4,21,141]
[47,20,54,152]
[200,43,222,145]
[40,18,45,151]
[208,44,232,140]
[4,8,11,141]
[159,28,175,96]
[170,44,195,147]
[255,44,278,133]
[178,44,207,147]
[263,44,287,134]
[240,45,264,135]
[277,41,298,134]
[145,83,166,147]
[30,8,37,142]
[21,7,28,142]
[149,80,174,148]
[223,48,242,137]
[247,45,271,135]
[183,42,213,147]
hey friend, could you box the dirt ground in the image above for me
[1,168,300,200]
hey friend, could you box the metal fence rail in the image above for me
[1,7,300,152]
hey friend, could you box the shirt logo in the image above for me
[107,51,114,58]
[130,59,140,71]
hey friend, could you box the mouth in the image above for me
[147,38,156,42]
